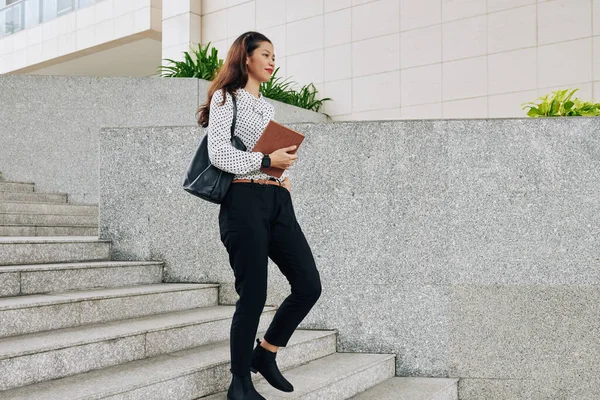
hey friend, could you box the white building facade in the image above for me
[1,0,599,121]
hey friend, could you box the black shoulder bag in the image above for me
[182,94,246,204]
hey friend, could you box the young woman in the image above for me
[196,31,322,400]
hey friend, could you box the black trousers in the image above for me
[218,181,322,376]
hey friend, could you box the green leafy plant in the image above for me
[260,67,331,113]
[158,44,331,113]
[522,88,600,117]
[157,42,223,80]
[260,67,296,102]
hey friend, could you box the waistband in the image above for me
[232,178,283,187]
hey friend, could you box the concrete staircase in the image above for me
[0,176,458,399]
[0,178,98,237]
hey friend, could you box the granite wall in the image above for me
[0,75,326,204]
[99,117,600,399]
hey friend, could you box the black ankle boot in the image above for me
[250,338,294,392]
[227,372,266,400]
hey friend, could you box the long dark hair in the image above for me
[196,31,272,128]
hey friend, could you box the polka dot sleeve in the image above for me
[207,90,263,175]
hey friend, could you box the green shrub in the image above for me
[157,44,331,113]
[260,67,331,113]
[157,42,223,80]
[522,88,600,117]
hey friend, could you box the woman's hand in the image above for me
[269,145,298,170]
[282,177,291,193]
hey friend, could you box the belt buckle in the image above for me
[269,178,282,186]
[251,178,281,186]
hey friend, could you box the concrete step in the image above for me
[0,329,337,400]
[0,260,165,297]
[0,202,98,216]
[0,283,219,338]
[0,213,98,226]
[350,377,459,400]
[0,182,34,193]
[204,352,396,400]
[0,192,67,204]
[0,225,98,236]
[0,305,278,391]
[0,236,110,265]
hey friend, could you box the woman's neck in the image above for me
[244,77,261,99]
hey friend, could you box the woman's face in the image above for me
[246,41,275,83]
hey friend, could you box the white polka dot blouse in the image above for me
[207,87,288,183]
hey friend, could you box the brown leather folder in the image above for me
[252,120,305,178]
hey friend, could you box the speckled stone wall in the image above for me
[0,76,326,204]
[99,117,600,399]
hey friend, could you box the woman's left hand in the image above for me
[282,177,291,192]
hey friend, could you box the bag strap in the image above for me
[230,93,237,140]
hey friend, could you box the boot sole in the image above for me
[250,366,294,392]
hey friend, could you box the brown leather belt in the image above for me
[232,178,283,186]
